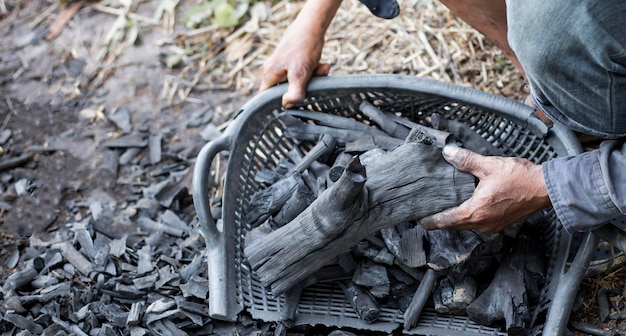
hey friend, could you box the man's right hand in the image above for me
[259,0,342,107]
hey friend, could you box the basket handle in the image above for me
[192,135,230,245]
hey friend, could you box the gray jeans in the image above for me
[506,0,626,139]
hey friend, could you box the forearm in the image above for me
[543,140,626,232]
[294,0,343,36]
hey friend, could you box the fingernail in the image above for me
[442,145,459,160]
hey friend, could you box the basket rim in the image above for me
[227,74,581,156]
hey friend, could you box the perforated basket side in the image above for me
[219,75,582,335]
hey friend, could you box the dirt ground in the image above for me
[0,0,624,335]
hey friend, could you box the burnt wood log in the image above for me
[244,142,475,295]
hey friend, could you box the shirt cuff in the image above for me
[543,151,621,233]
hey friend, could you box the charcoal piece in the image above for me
[159,210,189,232]
[352,260,390,299]
[285,110,374,132]
[433,276,477,315]
[74,227,95,259]
[146,298,177,314]
[142,179,173,199]
[108,106,132,134]
[381,227,401,258]
[344,132,403,152]
[430,113,503,156]
[153,319,188,336]
[280,113,363,143]
[145,309,182,325]
[127,302,144,326]
[425,229,486,271]
[177,300,209,316]
[137,216,185,237]
[339,280,380,323]
[254,167,283,184]
[387,267,415,287]
[154,178,188,208]
[53,241,93,276]
[4,263,39,290]
[3,313,44,335]
[245,174,301,227]
[133,273,158,289]
[109,235,127,258]
[404,268,439,330]
[180,255,202,282]
[466,235,533,333]
[136,244,153,275]
[119,147,143,165]
[20,282,72,305]
[181,310,204,326]
[276,278,315,335]
[149,133,162,165]
[354,243,394,266]
[398,225,427,268]
[31,275,59,288]
[103,134,147,148]
[328,152,353,183]
[359,101,410,139]
[269,178,315,229]
[156,266,179,289]
[180,279,209,299]
[103,149,119,176]
[290,134,337,175]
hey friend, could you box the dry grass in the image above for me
[169,0,527,104]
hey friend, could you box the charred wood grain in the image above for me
[245,142,475,295]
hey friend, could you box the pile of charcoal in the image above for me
[1,202,215,335]
[0,104,274,335]
[243,101,548,334]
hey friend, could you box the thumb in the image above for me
[441,145,490,179]
[282,66,311,107]
[419,205,470,230]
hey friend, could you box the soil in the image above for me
[0,0,246,239]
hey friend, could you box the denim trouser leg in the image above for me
[506,0,626,139]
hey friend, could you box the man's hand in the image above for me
[420,145,552,232]
[259,0,342,107]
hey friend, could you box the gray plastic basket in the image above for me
[192,74,590,335]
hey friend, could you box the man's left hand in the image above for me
[420,145,552,232]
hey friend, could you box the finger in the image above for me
[313,63,331,77]
[441,145,491,179]
[282,65,311,107]
[419,205,471,230]
[259,66,287,91]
